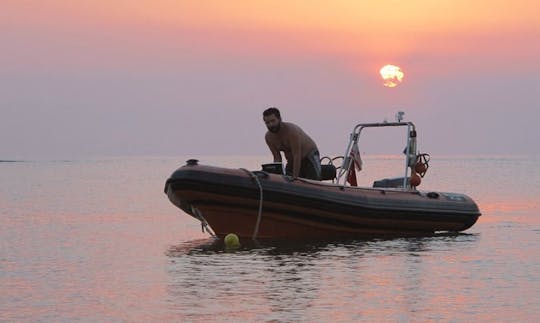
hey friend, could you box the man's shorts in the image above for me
[286,149,322,180]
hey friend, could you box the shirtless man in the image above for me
[263,107,321,180]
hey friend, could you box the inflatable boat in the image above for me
[164,117,481,240]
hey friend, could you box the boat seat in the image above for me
[261,163,284,174]
[373,177,407,188]
[262,162,336,181]
[321,164,336,181]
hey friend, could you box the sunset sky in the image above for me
[1,1,539,159]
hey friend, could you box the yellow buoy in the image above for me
[224,233,240,249]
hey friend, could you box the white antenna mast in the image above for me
[395,111,405,123]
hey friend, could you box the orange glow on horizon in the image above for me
[2,1,539,74]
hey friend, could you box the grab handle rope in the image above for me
[240,168,264,240]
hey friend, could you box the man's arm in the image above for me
[265,134,282,162]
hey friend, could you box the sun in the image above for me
[379,64,404,88]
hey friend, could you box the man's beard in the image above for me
[268,123,281,133]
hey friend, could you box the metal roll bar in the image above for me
[336,121,417,189]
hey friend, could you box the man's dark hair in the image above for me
[263,107,281,119]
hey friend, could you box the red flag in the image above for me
[347,160,357,186]
[351,143,362,171]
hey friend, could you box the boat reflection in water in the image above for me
[165,233,481,321]
[166,232,480,256]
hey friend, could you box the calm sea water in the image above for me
[1,155,539,321]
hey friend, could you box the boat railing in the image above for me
[336,121,417,189]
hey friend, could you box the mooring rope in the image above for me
[240,168,264,240]
[191,205,217,238]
